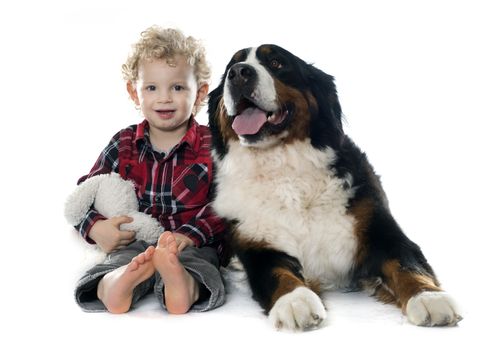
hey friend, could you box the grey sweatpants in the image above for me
[74,240,225,312]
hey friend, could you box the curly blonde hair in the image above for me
[122,26,210,85]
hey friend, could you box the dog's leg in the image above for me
[236,246,326,331]
[357,206,462,326]
[380,259,462,326]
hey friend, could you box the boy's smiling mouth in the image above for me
[155,109,176,119]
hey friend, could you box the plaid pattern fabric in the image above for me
[75,119,227,256]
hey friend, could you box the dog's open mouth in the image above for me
[231,98,290,136]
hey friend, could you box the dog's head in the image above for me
[208,44,343,155]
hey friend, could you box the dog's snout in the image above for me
[228,63,256,86]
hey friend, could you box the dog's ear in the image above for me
[306,65,344,149]
[208,83,228,159]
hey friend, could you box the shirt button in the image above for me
[155,194,162,202]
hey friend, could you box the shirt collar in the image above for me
[134,118,201,156]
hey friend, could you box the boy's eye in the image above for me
[146,85,156,91]
[173,85,184,91]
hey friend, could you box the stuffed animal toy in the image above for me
[65,172,164,244]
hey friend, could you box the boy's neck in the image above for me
[148,122,190,153]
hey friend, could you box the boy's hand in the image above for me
[171,232,194,252]
[88,216,136,253]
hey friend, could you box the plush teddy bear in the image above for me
[65,172,164,244]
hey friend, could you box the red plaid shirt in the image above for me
[75,119,227,258]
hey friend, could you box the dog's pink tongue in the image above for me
[232,107,267,135]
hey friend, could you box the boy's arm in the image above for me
[175,203,227,248]
[74,209,107,243]
[74,131,122,243]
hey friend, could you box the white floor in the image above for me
[4,221,476,350]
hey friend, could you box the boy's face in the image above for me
[127,56,207,138]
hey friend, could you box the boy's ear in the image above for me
[127,81,140,105]
[195,83,209,106]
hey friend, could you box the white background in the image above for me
[1,0,479,348]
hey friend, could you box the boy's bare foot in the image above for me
[97,246,156,314]
[153,232,200,314]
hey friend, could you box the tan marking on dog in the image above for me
[233,49,247,62]
[270,267,306,310]
[273,80,312,143]
[373,285,398,305]
[381,260,442,312]
[259,45,272,55]
[348,198,375,266]
[231,234,312,311]
[360,278,397,304]
[305,278,323,296]
[216,97,238,142]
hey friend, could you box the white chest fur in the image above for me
[213,140,358,289]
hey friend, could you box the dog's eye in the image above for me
[270,59,283,69]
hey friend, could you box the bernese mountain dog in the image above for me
[208,44,461,331]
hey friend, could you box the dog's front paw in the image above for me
[268,287,326,331]
[406,291,462,326]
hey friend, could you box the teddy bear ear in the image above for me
[64,174,107,225]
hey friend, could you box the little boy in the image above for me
[73,26,227,314]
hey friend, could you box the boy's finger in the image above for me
[113,216,134,225]
[119,230,136,240]
[178,241,186,252]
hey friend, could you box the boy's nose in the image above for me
[157,91,173,103]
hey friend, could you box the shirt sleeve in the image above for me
[76,131,121,184]
[175,202,227,248]
[73,131,122,242]
[74,209,106,244]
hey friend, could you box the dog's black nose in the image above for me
[228,63,256,86]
